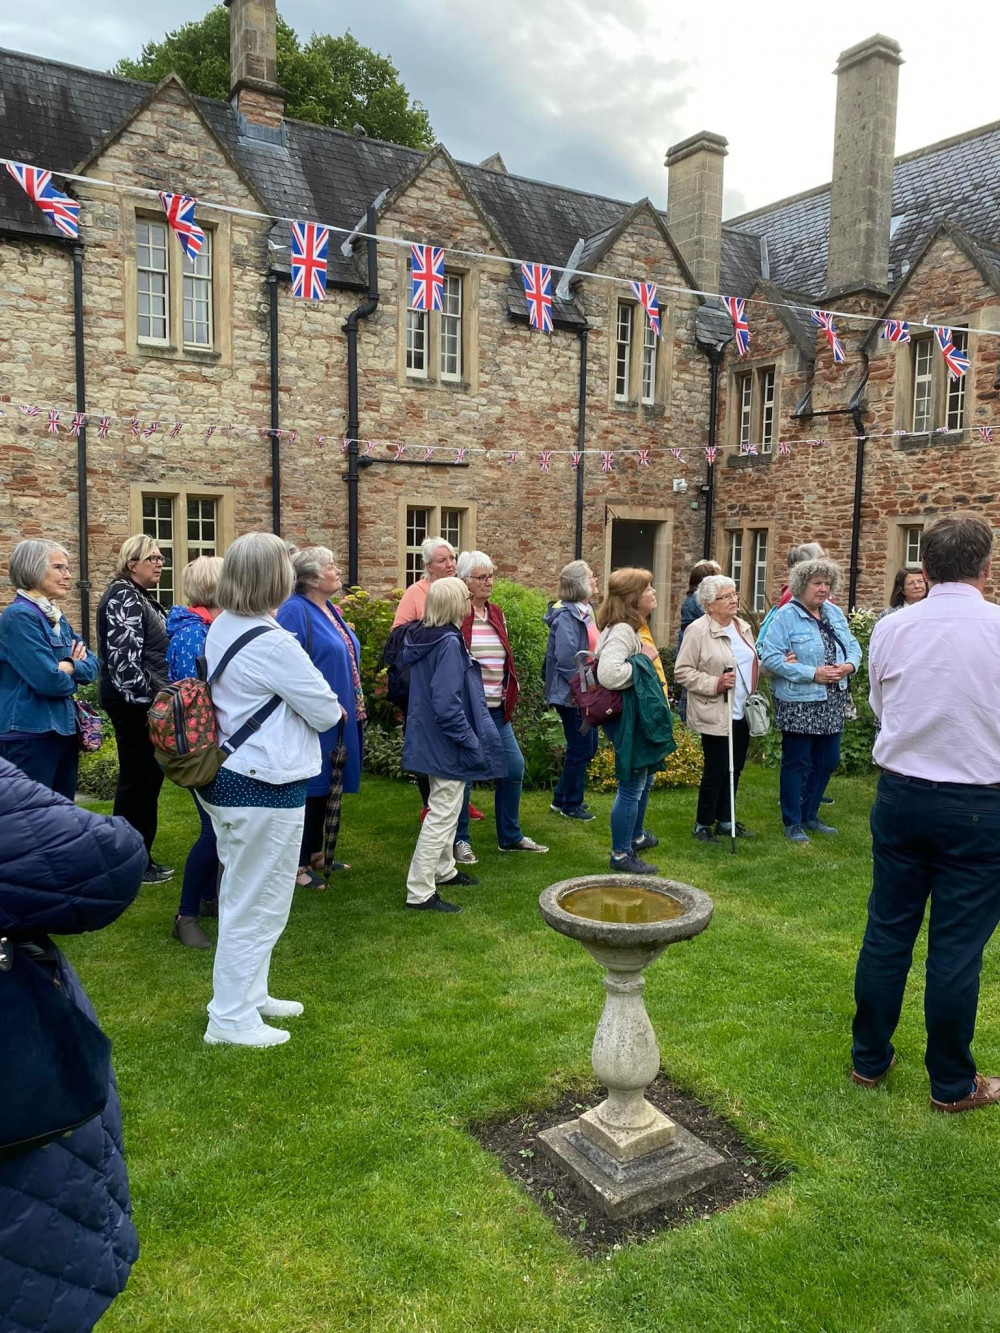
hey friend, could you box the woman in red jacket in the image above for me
[450,551,548,864]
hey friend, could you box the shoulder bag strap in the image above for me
[207,625,274,684]
[207,625,282,756]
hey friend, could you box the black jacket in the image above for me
[96,577,168,708]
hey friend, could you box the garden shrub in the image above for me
[587,719,702,792]
[77,739,119,800]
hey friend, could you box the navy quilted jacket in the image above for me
[0,758,145,1333]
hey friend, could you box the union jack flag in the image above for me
[629,281,660,338]
[287,430,298,445]
[881,319,910,343]
[97,416,111,439]
[704,446,718,465]
[423,447,435,461]
[69,413,85,437]
[157,192,204,262]
[669,447,684,461]
[170,422,182,438]
[978,426,994,442]
[205,425,216,440]
[291,221,329,301]
[340,439,351,454]
[600,451,613,473]
[811,310,845,363]
[811,439,827,448]
[539,451,552,471]
[521,263,553,333]
[410,244,445,312]
[778,441,791,457]
[638,448,650,468]
[722,296,749,357]
[934,326,970,379]
[143,421,159,439]
[892,429,908,437]
[391,443,405,460]
[128,417,140,439]
[741,441,758,457]
[18,404,40,417]
[455,448,467,463]
[506,451,520,466]
[363,441,375,456]
[571,452,582,469]
[47,410,60,435]
[5,162,80,239]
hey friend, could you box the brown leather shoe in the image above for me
[930,1073,1000,1114]
[850,1054,897,1088]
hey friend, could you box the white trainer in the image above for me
[204,1022,291,1047]
[453,840,478,864]
[498,836,549,853]
[257,997,304,1018]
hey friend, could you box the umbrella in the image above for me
[321,720,349,876]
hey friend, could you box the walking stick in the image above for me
[726,662,737,855]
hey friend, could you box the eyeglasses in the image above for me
[716,592,739,601]
[145,554,166,565]
[50,563,70,574]
[469,573,494,583]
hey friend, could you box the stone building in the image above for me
[1,11,998,638]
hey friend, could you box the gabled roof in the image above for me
[721,118,1000,299]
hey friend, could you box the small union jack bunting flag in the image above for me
[600,451,613,473]
[539,451,552,471]
[811,310,845,363]
[571,452,582,469]
[143,421,159,439]
[47,410,60,435]
[722,296,749,357]
[934,326,970,380]
[704,446,718,465]
[97,416,111,438]
[340,439,350,454]
[741,441,758,457]
[291,221,329,300]
[977,426,994,442]
[422,447,434,461]
[69,413,85,437]
[410,244,445,312]
[778,441,791,457]
[363,441,375,457]
[638,448,650,468]
[881,319,910,343]
[506,451,520,466]
[521,263,553,333]
[455,448,467,463]
[892,429,908,437]
[6,162,80,239]
[157,192,205,262]
[629,282,660,337]
[128,417,139,439]
[669,447,684,461]
[286,430,297,445]
[19,404,40,417]
[170,422,182,438]
[205,425,216,440]
[391,443,405,460]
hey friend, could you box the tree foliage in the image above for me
[112,6,434,150]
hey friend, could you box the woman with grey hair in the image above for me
[759,558,862,843]
[543,559,600,821]
[199,533,344,1046]
[450,550,547,861]
[277,546,365,887]
[675,574,758,842]
[96,533,172,881]
[0,538,97,797]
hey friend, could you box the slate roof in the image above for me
[721,119,1000,299]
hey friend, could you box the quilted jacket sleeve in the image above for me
[0,759,145,936]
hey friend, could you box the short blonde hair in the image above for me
[596,567,652,632]
[424,576,470,628]
[115,533,160,577]
[181,555,224,608]
[291,546,336,595]
[216,532,294,616]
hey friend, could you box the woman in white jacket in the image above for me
[199,533,344,1048]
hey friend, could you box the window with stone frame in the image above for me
[902,524,924,570]
[908,329,970,433]
[405,268,465,384]
[135,214,215,353]
[731,364,778,452]
[612,300,661,405]
[134,486,232,609]
[400,502,475,587]
[723,523,773,610]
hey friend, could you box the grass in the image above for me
[67,767,1000,1333]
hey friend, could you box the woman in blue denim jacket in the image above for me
[759,558,861,843]
[0,539,97,799]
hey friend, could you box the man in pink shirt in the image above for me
[851,514,1000,1112]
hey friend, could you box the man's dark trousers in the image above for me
[852,771,1000,1102]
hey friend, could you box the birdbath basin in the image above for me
[537,874,719,1219]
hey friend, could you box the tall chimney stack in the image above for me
[825,35,903,299]
[665,131,728,294]
[224,0,286,131]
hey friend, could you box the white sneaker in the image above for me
[257,997,304,1018]
[204,1022,291,1047]
[453,840,478,864]
[499,836,549,853]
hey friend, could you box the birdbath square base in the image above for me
[538,1116,728,1220]
[578,1100,677,1163]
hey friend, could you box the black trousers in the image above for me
[696,718,750,827]
[852,772,1000,1101]
[299,794,327,864]
[106,700,163,860]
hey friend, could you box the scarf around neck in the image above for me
[17,589,62,626]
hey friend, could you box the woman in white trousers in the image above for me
[198,533,344,1047]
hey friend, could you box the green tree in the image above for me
[112,6,434,150]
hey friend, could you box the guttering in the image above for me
[848,404,868,612]
[267,270,281,535]
[701,345,723,558]
[342,205,379,588]
[71,244,92,640]
[574,326,589,559]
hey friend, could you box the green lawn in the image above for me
[68,768,1000,1333]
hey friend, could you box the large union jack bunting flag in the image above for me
[811,309,846,364]
[629,281,661,337]
[5,162,80,239]
[410,244,445,311]
[881,319,910,344]
[158,192,205,262]
[722,296,749,357]
[521,263,553,333]
[291,221,329,300]
[934,326,970,379]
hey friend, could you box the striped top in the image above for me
[468,607,506,703]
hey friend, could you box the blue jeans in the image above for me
[178,789,219,917]
[852,773,1000,1101]
[552,705,599,811]
[603,718,655,855]
[779,730,841,826]
[0,730,78,800]
[456,709,524,846]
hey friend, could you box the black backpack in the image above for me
[382,619,419,709]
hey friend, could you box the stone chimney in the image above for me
[825,34,903,299]
[665,131,728,294]
[224,0,286,131]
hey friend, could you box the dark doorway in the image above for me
[610,518,658,573]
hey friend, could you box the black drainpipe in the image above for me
[848,403,868,613]
[343,206,379,588]
[267,271,281,535]
[701,344,723,559]
[72,244,91,640]
[574,326,589,559]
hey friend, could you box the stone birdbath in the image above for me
[537,874,724,1219]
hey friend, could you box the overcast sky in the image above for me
[3,0,1000,219]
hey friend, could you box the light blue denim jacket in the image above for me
[0,599,98,736]
[758,599,862,703]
